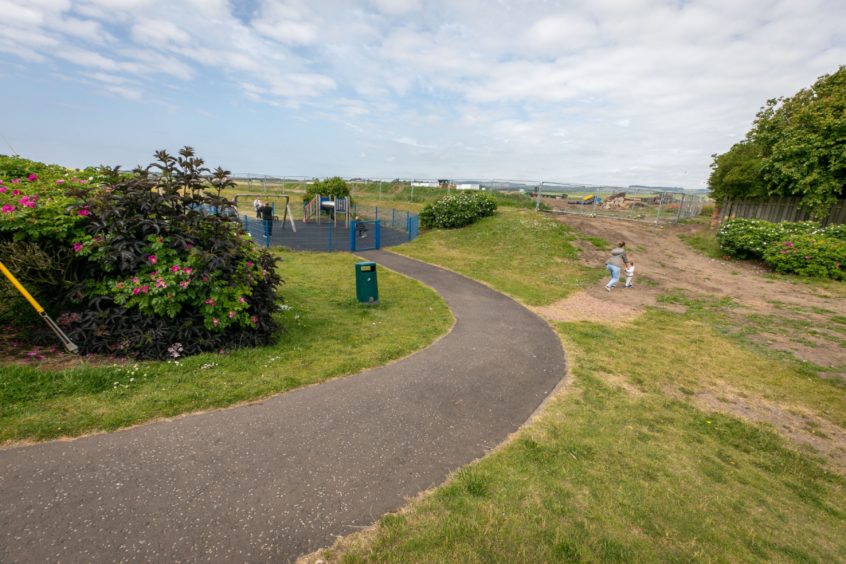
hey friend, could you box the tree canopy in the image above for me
[709,66,845,219]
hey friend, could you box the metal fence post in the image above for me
[349,221,356,252]
[535,183,542,211]
[656,193,664,224]
[328,221,333,251]
[375,220,381,249]
[675,193,686,222]
[392,208,395,227]
[264,217,270,249]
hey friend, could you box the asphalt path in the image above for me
[0,250,566,563]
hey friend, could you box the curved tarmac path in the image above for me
[0,250,565,563]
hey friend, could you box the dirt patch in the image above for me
[666,384,846,475]
[550,214,846,372]
[535,290,643,324]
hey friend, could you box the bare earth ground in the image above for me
[536,214,846,473]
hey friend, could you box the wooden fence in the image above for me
[718,198,846,226]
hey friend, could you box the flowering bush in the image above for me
[0,148,283,359]
[763,235,846,280]
[717,218,820,259]
[419,191,497,229]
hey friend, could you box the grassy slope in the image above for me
[0,251,452,444]
[393,208,601,306]
[326,212,846,563]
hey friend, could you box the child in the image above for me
[624,262,635,288]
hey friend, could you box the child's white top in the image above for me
[625,265,635,275]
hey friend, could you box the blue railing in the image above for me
[242,207,418,252]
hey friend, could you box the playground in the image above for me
[236,193,419,252]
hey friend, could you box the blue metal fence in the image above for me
[242,207,418,252]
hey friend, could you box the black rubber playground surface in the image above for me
[243,218,410,251]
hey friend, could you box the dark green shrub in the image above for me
[419,191,497,229]
[303,176,350,203]
[763,235,846,280]
[1,148,283,359]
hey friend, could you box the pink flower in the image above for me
[212,318,219,327]
[11,189,20,196]
[147,255,157,265]
[73,242,84,253]
[11,178,20,184]
[179,280,190,289]
[27,174,38,182]
[1,204,15,214]
[132,287,141,295]
[0,186,6,193]
[155,278,167,289]
[250,315,258,324]
[140,285,150,294]
[171,265,181,273]
[19,195,37,208]
[239,296,247,303]
[115,282,125,290]
[132,276,140,284]
[228,311,236,319]
[205,298,216,305]
[246,261,254,268]
[183,267,193,275]
[202,276,209,283]
[55,179,65,185]
[77,209,90,216]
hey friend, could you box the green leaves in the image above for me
[710,66,846,219]
[419,191,498,229]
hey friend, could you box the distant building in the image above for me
[411,181,439,187]
[456,183,481,190]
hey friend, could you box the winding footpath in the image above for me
[0,250,566,563]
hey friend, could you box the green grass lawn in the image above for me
[0,250,452,444]
[317,212,846,563]
[392,208,601,306]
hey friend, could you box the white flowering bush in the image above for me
[717,219,820,259]
[419,191,497,229]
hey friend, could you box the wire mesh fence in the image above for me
[536,185,706,224]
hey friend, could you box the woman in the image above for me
[604,241,629,291]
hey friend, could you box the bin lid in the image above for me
[356,261,376,267]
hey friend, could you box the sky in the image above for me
[0,0,843,188]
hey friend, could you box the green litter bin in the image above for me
[355,261,379,304]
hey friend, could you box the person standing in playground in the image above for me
[253,197,263,218]
[355,215,368,238]
[259,202,274,236]
[604,241,629,291]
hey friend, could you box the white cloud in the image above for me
[1,0,844,186]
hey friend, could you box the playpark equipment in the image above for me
[304,194,351,226]
[234,194,297,232]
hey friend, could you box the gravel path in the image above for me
[0,250,565,563]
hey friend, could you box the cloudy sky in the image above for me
[0,0,843,188]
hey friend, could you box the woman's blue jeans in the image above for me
[606,264,621,287]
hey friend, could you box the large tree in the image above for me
[709,66,845,219]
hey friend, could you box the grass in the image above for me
[392,208,601,306]
[317,211,846,562]
[679,229,724,259]
[328,311,846,563]
[0,250,452,444]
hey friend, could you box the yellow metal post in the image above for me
[0,261,79,354]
